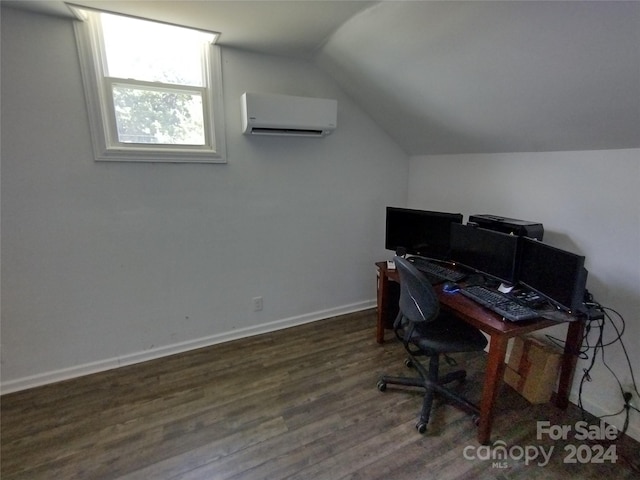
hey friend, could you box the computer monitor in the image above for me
[384,207,463,260]
[518,237,588,312]
[449,223,520,285]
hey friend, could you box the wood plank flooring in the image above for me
[2,309,638,479]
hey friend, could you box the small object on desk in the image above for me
[512,290,546,308]
[386,260,395,270]
[442,282,460,293]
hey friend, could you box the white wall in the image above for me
[0,8,408,390]
[408,150,640,440]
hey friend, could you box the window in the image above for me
[72,8,226,163]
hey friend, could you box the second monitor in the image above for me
[449,223,520,285]
[518,236,588,312]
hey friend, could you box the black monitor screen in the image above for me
[385,207,463,259]
[518,237,587,312]
[449,223,519,285]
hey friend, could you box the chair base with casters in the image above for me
[377,256,488,434]
[377,324,482,433]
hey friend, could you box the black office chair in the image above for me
[377,256,488,433]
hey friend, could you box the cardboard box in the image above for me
[504,335,562,404]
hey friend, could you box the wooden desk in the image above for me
[376,261,584,444]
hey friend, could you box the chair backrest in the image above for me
[394,256,440,323]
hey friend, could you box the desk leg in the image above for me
[555,321,584,409]
[376,270,388,344]
[478,334,508,445]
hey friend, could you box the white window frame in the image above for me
[71,7,226,163]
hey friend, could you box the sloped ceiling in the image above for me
[3,0,639,155]
[317,1,640,154]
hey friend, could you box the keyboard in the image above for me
[460,285,540,322]
[408,257,466,283]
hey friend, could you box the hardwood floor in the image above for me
[2,309,638,479]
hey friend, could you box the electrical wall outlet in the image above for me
[252,296,263,312]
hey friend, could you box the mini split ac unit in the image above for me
[241,92,337,137]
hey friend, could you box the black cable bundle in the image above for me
[544,293,639,438]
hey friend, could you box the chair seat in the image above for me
[399,312,488,354]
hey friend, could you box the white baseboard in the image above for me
[1,300,376,395]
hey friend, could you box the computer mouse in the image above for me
[443,282,460,293]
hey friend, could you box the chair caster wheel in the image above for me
[377,380,387,392]
[472,415,480,427]
[404,358,414,369]
[416,422,427,434]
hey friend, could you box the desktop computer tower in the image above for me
[468,214,544,240]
